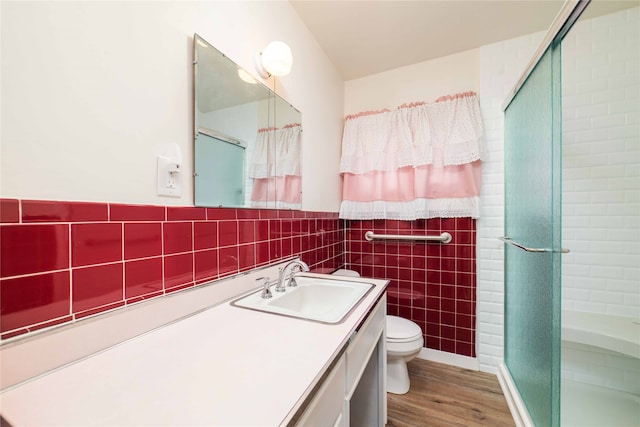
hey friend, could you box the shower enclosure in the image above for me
[502,1,639,426]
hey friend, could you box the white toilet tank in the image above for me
[331,268,361,278]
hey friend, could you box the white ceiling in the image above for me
[290,0,638,81]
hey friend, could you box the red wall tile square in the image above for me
[456,245,474,259]
[125,258,163,299]
[164,253,194,290]
[72,263,123,312]
[72,223,122,267]
[0,271,70,332]
[237,209,260,219]
[1,224,70,277]
[456,328,473,343]
[255,220,269,241]
[255,242,270,265]
[456,272,474,287]
[259,209,279,219]
[163,222,192,254]
[441,285,456,299]
[456,300,473,316]
[124,223,162,260]
[207,208,236,220]
[22,200,108,223]
[457,342,474,357]
[218,221,238,247]
[457,258,474,274]
[193,221,216,250]
[194,249,218,282]
[269,240,281,260]
[457,217,473,230]
[110,204,165,221]
[456,286,473,301]
[441,339,456,353]
[238,244,256,271]
[167,207,206,221]
[0,199,20,223]
[455,231,473,245]
[441,257,455,272]
[219,247,239,277]
[238,221,255,244]
[441,271,455,285]
[282,238,293,258]
[457,314,474,329]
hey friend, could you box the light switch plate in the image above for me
[157,156,181,197]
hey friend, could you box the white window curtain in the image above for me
[339,92,483,220]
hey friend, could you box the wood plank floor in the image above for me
[386,359,516,427]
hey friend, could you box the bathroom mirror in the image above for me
[193,34,302,209]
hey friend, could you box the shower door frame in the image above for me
[498,1,590,426]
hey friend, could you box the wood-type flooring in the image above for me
[386,358,516,427]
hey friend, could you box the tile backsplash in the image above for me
[345,218,477,357]
[0,199,344,340]
[1,199,477,359]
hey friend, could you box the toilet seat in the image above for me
[387,315,423,342]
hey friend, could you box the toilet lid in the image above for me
[386,315,423,341]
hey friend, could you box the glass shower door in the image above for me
[503,42,563,427]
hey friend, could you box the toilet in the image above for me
[332,269,424,395]
[385,314,424,394]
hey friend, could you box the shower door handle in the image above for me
[499,236,570,253]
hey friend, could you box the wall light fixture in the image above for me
[254,41,293,78]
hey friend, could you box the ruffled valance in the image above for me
[339,92,483,220]
[249,123,302,209]
[248,123,301,179]
[340,92,483,174]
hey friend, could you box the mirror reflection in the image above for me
[193,34,302,209]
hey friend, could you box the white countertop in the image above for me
[0,273,387,426]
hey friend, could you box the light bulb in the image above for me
[261,41,293,76]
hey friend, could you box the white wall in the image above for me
[0,1,344,212]
[344,48,480,115]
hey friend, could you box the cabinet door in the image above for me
[346,296,386,396]
[295,354,346,427]
[346,296,387,427]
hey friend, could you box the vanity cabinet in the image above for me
[0,266,388,427]
[296,295,387,427]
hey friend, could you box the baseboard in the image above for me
[416,348,480,371]
[497,363,534,427]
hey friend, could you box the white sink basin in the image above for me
[231,275,374,324]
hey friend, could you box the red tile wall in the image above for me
[345,218,477,358]
[0,199,344,340]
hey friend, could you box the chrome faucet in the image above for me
[275,259,309,292]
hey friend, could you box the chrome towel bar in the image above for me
[364,231,452,244]
[499,236,570,253]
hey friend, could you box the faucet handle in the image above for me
[288,265,303,287]
[257,277,272,299]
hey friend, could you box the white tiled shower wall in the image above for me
[561,7,640,318]
[561,7,639,394]
[476,7,639,373]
